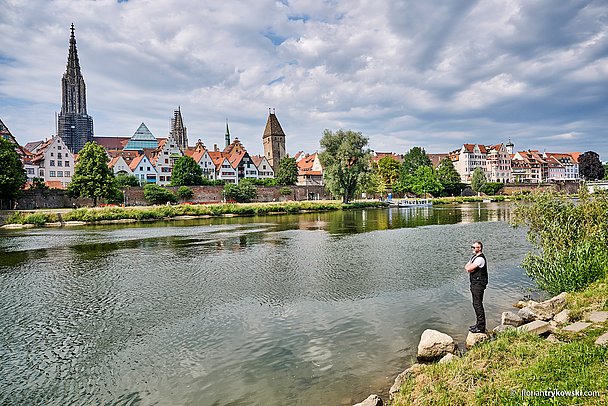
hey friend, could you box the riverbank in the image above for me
[386,274,608,405]
[1,200,388,228]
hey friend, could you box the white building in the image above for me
[129,154,157,184]
[30,135,75,188]
[151,133,183,185]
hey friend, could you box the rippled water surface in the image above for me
[0,203,534,405]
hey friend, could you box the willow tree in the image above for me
[318,129,370,203]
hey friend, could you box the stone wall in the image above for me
[500,181,580,195]
[13,189,93,210]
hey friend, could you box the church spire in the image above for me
[170,106,188,151]
[225,119,231,148]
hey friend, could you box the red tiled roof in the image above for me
[129,154,145,171]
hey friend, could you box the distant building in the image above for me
[296,152,324,186]
[124,123,159,150]
[57,24,94,153]
[262,109,286,173]
[170,107,188,151]
[30,135,75,188]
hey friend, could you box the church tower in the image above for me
[262,108,286,173]
[170,107,188,151]
[57,24,94,153]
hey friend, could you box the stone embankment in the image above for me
[351,292,608,405]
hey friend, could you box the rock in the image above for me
[562,321,592,333]
[595,332,608,346]
[546,333,560,343]
[389,364,425,399]
[493,324,515,334]
[353,394,383,406]
[417,329,457,361]
[501,311,524,327]
[518,320,551,335]
[466,332,489,349]
[513,300,533,309]
[588,311,608,323]
[527,292,567,321]
[518,307,536,322]
[553,309,570,325]
[438,353,456,364]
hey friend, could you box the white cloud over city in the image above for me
[1,0,607,158]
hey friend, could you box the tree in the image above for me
[0,137,27,202]
[578,151,604,180]
[483,182,504,195]
[471,167,487,194]
[115,172,140,188]
[377,156,401,188]
[409,166,443,197]
[604,163,608,180]
[318,129,370,203]
[143,184,177,204]
[177,186,194,201]
[436,158,462,196]
[67,142,117,206]
[275,156,298,185]
[402,147,432,176]
[224,182,257,203]
[170,156,203,186]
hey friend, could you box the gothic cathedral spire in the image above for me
[171,106,188,151]
[58,23,94,153]
[262,108,286,173]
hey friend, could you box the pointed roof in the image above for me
[132,123,155,140]
[66,23,82,77]
[262,110,285,138]
[124,123,158,150]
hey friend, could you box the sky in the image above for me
[1,0,607,159]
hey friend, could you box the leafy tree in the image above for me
[436,158,462,196]
[470,167,487,194]
[115,172,140,188]
[67,142,117,206]
[171,156,203,186]
[357,168,384,198]
[318,129,370,203]
[578,151,605,180]
[402,147,432,175]
[224,182,257,203]
[483,182,504,195]
[377,156,401,188]
[177,186,194,201]
[0,137,27,202]
[409,166,443,197]
[275,157,298,185]
[604,163,608,180]
[143,184,177,204]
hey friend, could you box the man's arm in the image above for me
[465,256,484,273]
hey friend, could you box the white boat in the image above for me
[396,198,432,207]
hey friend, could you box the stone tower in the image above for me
[170,107,188,151]
[262,108,286,173]
[225,119,231,149]
[57,24,94,153]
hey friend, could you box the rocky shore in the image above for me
[352,292,608,406]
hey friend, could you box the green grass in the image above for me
[4,201,388,226]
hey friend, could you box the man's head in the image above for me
[471,241,483,254]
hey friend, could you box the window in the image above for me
[27,168,35,175]
[165,159,168,164]
[50,160,55,166]
[39,169,44,177]
[57,171,63,177]
[65,161,69,167]
[140,167,143,171]
[57,160,62,167]
[58,146,62,150]
[147,167,151,171]
[50,171,55,177]
[58,153,62,159]
[64,171,70,177]
[50,152,54,157]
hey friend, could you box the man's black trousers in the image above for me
[470,284,486,330]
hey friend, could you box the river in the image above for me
[0,203,535,405]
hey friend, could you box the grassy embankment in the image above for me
[391,190,608,406]
[4,200,387,227]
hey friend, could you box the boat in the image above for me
[395,198,433,207]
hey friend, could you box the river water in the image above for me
[0,203,535,405]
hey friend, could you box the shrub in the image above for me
[177,186,194,200]
[483,182,504,195]
[143,184,178,205]
[279,187,292,196]
[513,189,608,294]
[224,183,257,203]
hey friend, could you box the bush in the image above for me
[513,189,608,294]
[279,187,292,196]
[143,184,178,205]
[483,182,504,195]
[177,186,194,200]
[224,183,257,203]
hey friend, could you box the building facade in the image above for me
[262,109,286,173]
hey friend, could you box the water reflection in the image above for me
[0,203,533,406]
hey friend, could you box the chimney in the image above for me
[214,143,218,152]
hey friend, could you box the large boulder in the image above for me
[417,329,457,361]
[389,364,425,399]
[501,311,524,327]
[353,394,383,406]
[517,320,551,335]
[466,332,489,349]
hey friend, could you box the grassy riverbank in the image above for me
[3,200,387,227]
[390,277,608,405]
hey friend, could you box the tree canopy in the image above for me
[409,166,443,197]
[67,142,116,206]
[224,181,257,203]
[275,156,298,185]
[0,137,27,201]
[436,157,463,196]
[114,172,140,188]
[377,156,401,188]
[318,129,370,203]
[402,147,432,176]
[471,167,487,194]
[578,151,605,181]
[171,156,203,186]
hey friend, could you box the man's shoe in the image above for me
[469,327,485,334]
[469,325,477,330]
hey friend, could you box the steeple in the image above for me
[262,108,286,172]
[225,119,231,148]
[58,24,94,153]
[170,106,188,151]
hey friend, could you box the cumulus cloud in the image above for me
[0,0,607,158]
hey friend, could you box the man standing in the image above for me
[465,241,488,333]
